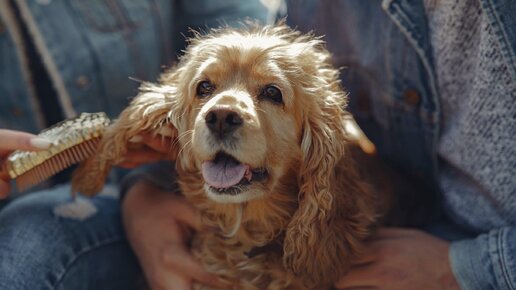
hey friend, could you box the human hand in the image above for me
[117,127,177,169]
[0,129,52,198]
[335,228,460,290]
[122,181,224,290]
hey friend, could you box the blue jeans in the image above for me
[0,185,144,290]
[0,186,489,290]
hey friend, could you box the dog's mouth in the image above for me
[201,152,268,195]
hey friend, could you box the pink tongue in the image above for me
[202,159,249,189]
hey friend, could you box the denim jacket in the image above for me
[287,1,516,289]
[0,0,272,132]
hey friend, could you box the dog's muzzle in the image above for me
[205,108,243,139]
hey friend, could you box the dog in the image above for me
[72,23,391,290]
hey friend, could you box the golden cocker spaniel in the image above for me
[72,24,387,290]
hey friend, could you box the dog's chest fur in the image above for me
[191,233,305,290]
[178,166,306,289]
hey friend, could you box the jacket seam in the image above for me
[381,0,441,187]
[0,1,46,130]
[498,229,516,290]
[17,0,77,119]
[482,0,516,80]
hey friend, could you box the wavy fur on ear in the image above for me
[281,35,376,288]
[71,82,181,196]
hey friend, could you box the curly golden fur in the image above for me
[72,24,381,290]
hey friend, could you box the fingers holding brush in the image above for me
[0,129,51,156]
[0,129,52,198]
[118,130,177,168]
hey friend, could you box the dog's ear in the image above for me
[282,58,375,288]
[283,97,375,288]
[71,81,182,196]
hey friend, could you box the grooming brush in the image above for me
[0,112,110,192]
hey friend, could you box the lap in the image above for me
[0,184,144,290]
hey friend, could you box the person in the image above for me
[118,1,516,289]
[0,0,277,289]
[1,1,514,290]
[116,2,516,289]
[284,1,515,289]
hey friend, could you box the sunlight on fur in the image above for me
[72,23,382,290]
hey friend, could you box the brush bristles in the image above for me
[15,138,101,192]
[3,112,111,192]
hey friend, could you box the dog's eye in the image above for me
[261,85,283,104]
[196,80,215,98]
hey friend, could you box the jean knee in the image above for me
[0,185,129,290]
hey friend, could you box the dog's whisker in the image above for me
[177,140,189,156]
[178,128,192,135]
[255,107,267,114]
[177,129,194,141]
[173,130,193,153]
[176,106,191,121]
[177,138,193,157]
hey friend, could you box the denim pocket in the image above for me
[70,0,152,33]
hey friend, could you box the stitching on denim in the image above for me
[382,1,440,100]
[498,229,516,290]
[469,239,484,289]
[16,0,76,118]
[62,1,106,112]
[484,0,516,78]
[0,1,46,130]
[51,235,125,289]
[382,0,441,194]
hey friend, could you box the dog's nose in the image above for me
[205,109,243,137]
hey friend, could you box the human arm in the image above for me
[449,227,516,290]
[334,228,460,290]
[335,227,516,290]
[121,180,224,290]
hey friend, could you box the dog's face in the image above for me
[172,29,322,204]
